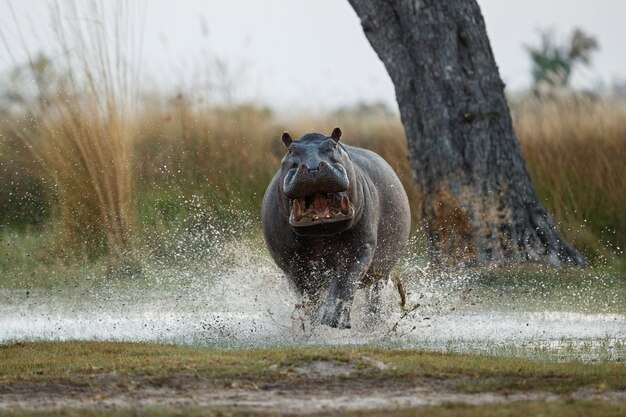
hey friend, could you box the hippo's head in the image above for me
[278,127,357,236]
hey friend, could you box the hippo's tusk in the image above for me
[293,200,303,222]
[341,196,350,215]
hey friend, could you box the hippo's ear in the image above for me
[331,127,342,142]
[281,132,293,148]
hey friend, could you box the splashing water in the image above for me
[1,212,624,362]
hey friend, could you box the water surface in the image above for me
[2,240,624,362]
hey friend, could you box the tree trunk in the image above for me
[348,0,585,267]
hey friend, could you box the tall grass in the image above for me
[132,100,417,225]
[134,100,279,216]
[1,1,142,260]
[2,93,625,266]
[128,96,625,264]
[513,96,626,262]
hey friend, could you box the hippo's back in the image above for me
[345,144,411,271]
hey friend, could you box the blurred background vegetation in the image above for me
[0,14,625,279]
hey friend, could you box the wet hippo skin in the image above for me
[261,128,411,328]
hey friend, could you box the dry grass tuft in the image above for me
[3,1,142,260]
[134,100,280,214]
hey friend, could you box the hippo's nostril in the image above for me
[299,163,308,170]
[319,161,327,168]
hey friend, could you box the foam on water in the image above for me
[1,216,625,361]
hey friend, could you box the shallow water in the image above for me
[1,239,624,362]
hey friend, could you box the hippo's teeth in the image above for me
[340,196,350,215]
[293,200,303,222]
[324,214,332,219]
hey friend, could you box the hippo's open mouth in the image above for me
[289,192,356,227]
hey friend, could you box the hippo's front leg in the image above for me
[321,242,375,328]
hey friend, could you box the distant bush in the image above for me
[0,136,51,229]
[526,28,598,92]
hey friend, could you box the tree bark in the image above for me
[348,0,585,267]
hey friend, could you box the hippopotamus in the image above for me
[261,128,411,328]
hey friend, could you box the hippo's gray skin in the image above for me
[261,128,410,328]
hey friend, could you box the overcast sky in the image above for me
[2,0,626,112]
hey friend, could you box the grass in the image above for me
[1,1,141,261]
[513,96,626,263]
[1,342,624,392]
[470,264,626,314]
[1,95,625,272]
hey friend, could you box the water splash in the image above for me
[1,211,624,362]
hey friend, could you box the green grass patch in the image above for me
[468,265,626,314]
[1,342,624,393]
